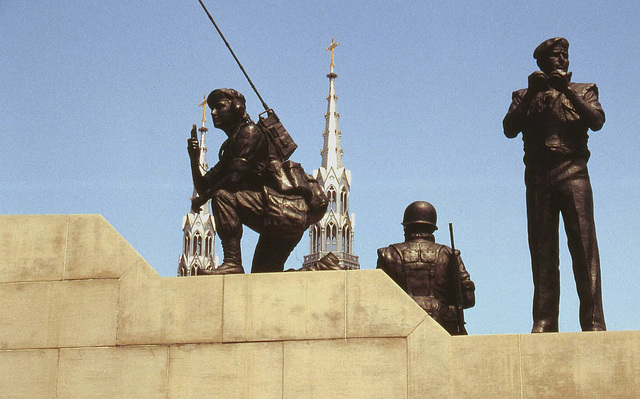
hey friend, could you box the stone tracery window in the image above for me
[205,233,213,256]
[193,233,202,256]
[316,226,322,252]
[327,186,337,212]
[326,223,337,252]
[310,225,319,253]
[340,188,348,214]
[342,225,350,253]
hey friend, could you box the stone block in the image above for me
[407,318,452,399]
[520,330,640,399]
[346,269,425,338]
[58,346,168,399]
[0,349,58,398]
[452,334,521,398]
[0,279,118,349]
[65,214,144,279]
[0,215,67,283]
[168,342,283,399]
[223,270,345,342]
[283,338,407,399]
[117,261,223,345]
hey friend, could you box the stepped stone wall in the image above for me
[0,214,638,398]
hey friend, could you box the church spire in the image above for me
[321,37,343,170]
[304,38,359,271]
[178,95,217,276]
[197,94,209,173]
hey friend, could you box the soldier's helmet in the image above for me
[207,88,246,111]
[402,201,438,231]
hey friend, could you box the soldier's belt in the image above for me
[402,263,434,270]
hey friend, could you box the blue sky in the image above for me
[2,1,639,335]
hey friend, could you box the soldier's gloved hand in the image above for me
[527,71,548,95]
[187,124,200,161]
[548,70,572,93]
[191,195,207,212]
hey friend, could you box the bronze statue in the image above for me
[377,201,475,335]
[188,88,317,274]
[287,252,341,272]
[503,38,606,332]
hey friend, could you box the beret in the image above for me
[533,37,569,60]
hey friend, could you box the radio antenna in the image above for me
[196,0,269,111]
[195,0,298,161]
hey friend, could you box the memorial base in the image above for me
[1,215,638,398]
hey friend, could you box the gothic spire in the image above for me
[197,94,209,174]
[304,38,359,271]
[178,95,217,276]
[321,37,343,170]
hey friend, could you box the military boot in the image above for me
[199,238,244,275]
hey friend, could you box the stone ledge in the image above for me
[0,214,68,283]
[284,338,408,399]
[58,346,168,398]
[0,214,146,283]
[0,279,119,350]
[518,330,640,399]
[0,215,440,351]
[65,214,146,280]
[116,267,434,346]
[346,269,428,338]
[169,342,283,399]
[222,270,347,342]
[449,330,640,399]
[0,349,59,398]
[1,214,638,398]
[451,333,521,398]
[117,260,224,346]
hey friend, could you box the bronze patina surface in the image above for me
[503,38,606,332]
[377,201,475,335]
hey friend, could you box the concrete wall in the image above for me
[1,214,638,398]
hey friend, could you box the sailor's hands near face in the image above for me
[548,70,572,93]
[527,71,548,95]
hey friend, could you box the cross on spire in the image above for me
[198,94,208,132]
[326,37,340,70]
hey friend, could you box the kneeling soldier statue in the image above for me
[188,88,313,274]
[377,201,475,335]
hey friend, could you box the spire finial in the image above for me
[198,94,208,132]
[326,37,340,70]
[196,94,209,172]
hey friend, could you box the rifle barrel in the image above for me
[449,223,455,251]
[449,222,467,335]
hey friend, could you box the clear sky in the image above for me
[2,1,639,335]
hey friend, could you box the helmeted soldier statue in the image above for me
[503,38,606,332]
[187,88,311,274]
[377,201,475,335]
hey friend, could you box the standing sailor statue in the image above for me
[503,38,606,332]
